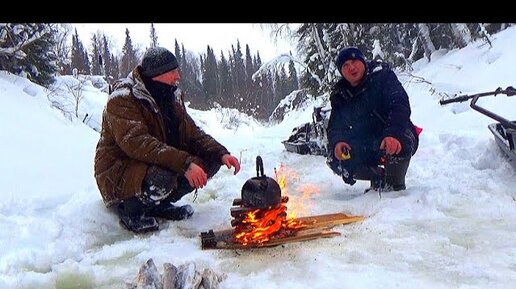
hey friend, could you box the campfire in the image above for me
[232,200,306,245]
[231,157,307,245]
[200,156,365,250]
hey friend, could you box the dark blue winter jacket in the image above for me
[327,61,416,160]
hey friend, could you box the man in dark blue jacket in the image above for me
[326,47,419,192]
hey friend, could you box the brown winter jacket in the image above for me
[94,67,229,207]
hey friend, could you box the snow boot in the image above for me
[384,156,411,191]
[117,197,159,234]
[146,202,194,221]
[359,166,386,194]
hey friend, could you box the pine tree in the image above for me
[101,35,112,80]
[53,24,73,75]
[90,34,102,75]
[174,39,182,66]
[201,45,218,107]
[70,28,90,75]
[20,24,59,86]
[111,53,120,80]
[119,28,138,78]
[231,41,246,108]
[417,23,436,60]
[297,23,331,94]
[149,23,158,48]
[0,23,59,86]
[83,46,91,75]
[245,44,253,90]
[218,50,232,107]
[287,60,298,93]
[180,44,204,108]
[273,70,281,108]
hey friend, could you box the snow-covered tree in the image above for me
[119,28,138,78]
[90,34,102,75]
[149,23,158,48]
[53,24,73,75]
[0,23,59,86]
[71,28,90,75]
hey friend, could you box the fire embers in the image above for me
[231,197,306,246]
[231,156,305,246]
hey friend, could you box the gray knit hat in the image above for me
[141,47,179,78]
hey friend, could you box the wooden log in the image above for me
[232,198,242,206]
[296,213,365,229]
[200,212,364,250]
[232,195,289,207]
[230,207,255,217]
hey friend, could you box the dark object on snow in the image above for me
[146,202,194,221]
[116,191,195,234]
[282,106,330,156]
[440,86,516,169]
[240,156,281,209]
[117,197,159,234]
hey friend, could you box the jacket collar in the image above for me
[129,67,160,113]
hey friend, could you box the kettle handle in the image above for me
[256,156,265,177]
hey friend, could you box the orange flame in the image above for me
[234,205,305,245]
[234,163,317,246]
[276,163,319,219]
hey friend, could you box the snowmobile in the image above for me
[282,105,330,157]
[439,86,516,169]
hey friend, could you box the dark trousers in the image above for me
[116,157,221,221]
[140,156,222,205]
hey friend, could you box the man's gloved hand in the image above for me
[221,154,241,175]
[184,162,208,189]
[334,142,352,160]
[380,136,402,155]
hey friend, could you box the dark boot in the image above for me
[146,202,194,221]
[117,197,159,234]
[147,176,195,220]
[357,166,387,194]
[384,156,411,191]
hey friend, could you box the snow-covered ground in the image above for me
[1,27,516,289]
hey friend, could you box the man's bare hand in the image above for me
[221,154,240,175]
[184,162,208,188]
[334,142,351,160]
[380,136,402,155]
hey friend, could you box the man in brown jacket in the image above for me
[94,47,240,233]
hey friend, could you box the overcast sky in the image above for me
[72,23,296,62]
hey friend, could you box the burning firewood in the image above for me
[200,156,365,250]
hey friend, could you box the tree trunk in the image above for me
[450,23,471,48]
[417,23,436,61]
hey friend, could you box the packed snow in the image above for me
[1,27,515,289]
